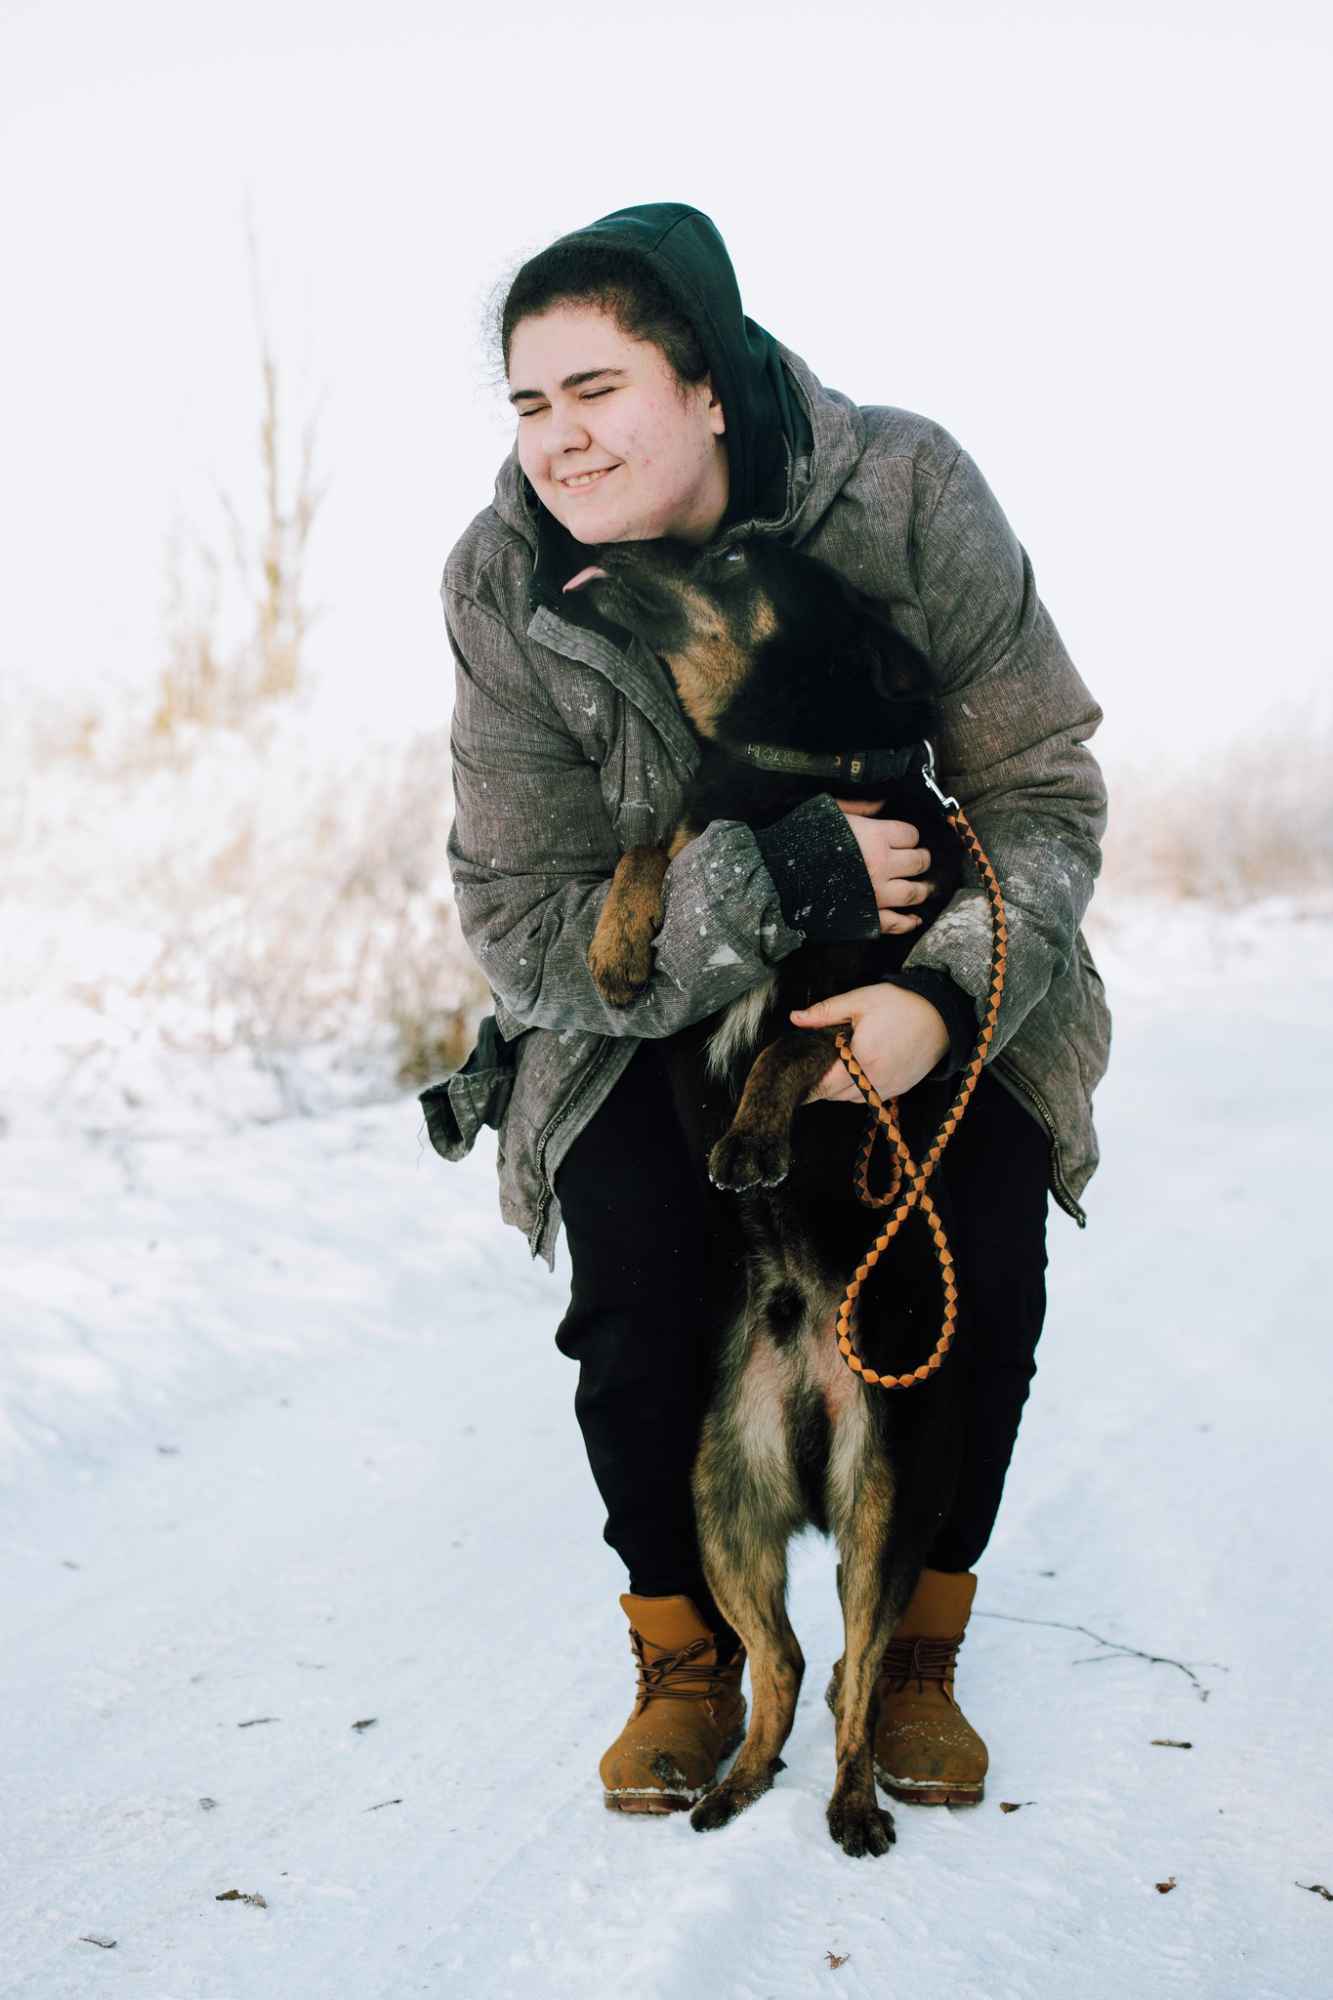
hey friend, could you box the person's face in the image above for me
[508,304,729,547]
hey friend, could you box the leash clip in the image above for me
[920,738,960,813]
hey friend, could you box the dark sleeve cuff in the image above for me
[751,793,881,942]
[880,968,979,1080]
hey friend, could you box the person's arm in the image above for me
[445,585,860,1038]
[899,444,1107,1058]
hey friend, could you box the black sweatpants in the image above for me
[553,1030,1049,1627]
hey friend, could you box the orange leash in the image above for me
[831,780,1008,1390]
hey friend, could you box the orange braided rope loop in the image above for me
[831,803,1008,1390]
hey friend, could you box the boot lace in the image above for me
[630,1631,742,1710]
[880,1633,964,1696]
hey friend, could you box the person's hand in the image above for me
[832,798,934,937]
[790,984,949,1104]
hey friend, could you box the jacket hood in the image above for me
[487,201,867,615]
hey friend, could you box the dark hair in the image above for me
[492,240,709,397]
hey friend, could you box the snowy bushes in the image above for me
[0,692,487,1139]
[1099,714,1333,904]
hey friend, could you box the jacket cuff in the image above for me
[751,793,881,942]
[880,968,979,1080]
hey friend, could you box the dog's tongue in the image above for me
[563,565,608,593]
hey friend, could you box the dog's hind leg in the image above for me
[708,1027,843,1192]
[824,1459,906,1858]
[688,1365,806,1835]
[688,1535,804,1834]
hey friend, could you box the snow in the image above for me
[3,900,1332,1998]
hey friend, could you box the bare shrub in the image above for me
[151,204,329,749]
[0,701,488,1134]
[1100,710,1333,905]
[154,510,231,739]
[160,721,489,1098]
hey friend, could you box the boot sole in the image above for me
[876,1765,985,1807]
[602,1724,746,1815]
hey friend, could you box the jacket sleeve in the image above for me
[443,585,812,1038]
[901,445,1107,1058]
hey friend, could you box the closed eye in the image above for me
[518,388,617,420]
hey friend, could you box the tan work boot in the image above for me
[600,1594,747,1814]
[826,1568,988,1807]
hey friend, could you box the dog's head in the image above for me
[564,537,931,745]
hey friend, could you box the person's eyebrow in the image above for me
[507,367,629,407]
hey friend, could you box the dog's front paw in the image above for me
[826,1792,896,1859]
[586,935,653,1008]
[708,1129,791,1192]
[690,1756,784,1833]
[689,1781,747,1833]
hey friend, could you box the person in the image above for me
[428,201,1111,1815]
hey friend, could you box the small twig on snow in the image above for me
[975,1610,1225,1702]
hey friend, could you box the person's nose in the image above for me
[544,399,593,462]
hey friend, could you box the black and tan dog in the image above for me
[566,538,972,1857]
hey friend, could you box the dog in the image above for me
[564,537,974,1857]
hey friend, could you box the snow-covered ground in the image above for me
[3,900,1332,1999]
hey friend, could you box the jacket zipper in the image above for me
[992,1054,1088,1229]
[529,1038,623,1257]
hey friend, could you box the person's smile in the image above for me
[559,465,620,491]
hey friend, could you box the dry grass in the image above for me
[151,206,329,750]
[1099,713,1333,906]
[1,696,488,1131]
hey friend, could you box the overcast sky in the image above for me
[2,0,1328,765]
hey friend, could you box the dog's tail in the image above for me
[705,975,779,1082]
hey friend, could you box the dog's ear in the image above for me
[849,599,930,708]
[867,631,931,707]
[815,565,928,705]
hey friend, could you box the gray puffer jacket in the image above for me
[429,340,1112,1266]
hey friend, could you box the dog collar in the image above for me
[725,738,931,787]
